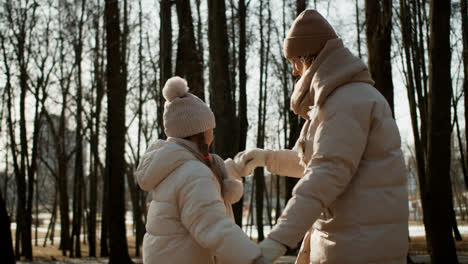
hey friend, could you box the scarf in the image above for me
[290,38,374,120]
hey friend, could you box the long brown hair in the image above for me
[185,132,224,193]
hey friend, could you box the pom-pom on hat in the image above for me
[283,9,338,59]
[163,76,216,138]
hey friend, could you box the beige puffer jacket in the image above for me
[136,139,261,264]
[265,39,409,263]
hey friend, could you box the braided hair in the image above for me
[185,132,224,193]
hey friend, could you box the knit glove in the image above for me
[225,158,244,180]
[234,148,270,176]
[258,238,287,263]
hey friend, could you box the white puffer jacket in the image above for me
[136,139,260,264]
[265,39,409,263]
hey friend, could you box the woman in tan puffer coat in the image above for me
[136,77,263,264]
[237,10,409,264]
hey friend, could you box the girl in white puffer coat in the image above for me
[136,77,265,264]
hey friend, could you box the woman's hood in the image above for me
[135,139,197,191]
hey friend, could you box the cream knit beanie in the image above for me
[163,76,216,138]
[283,9,338,59]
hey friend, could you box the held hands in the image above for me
[234,148,270,177]
[258,238,287,263]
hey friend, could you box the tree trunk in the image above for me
[285,0,307,205]
[365,0,394,114]
[175,0,205,100]
[0,190,15,264]
[255,0,266,241]
[71,0,86,257]
[104,0,132,262]
[355,0,362,58]
[159,0,173,139]
[424,0,458,262]
[208,0,238,158]
[296,0,306,15]
[132,0,145,256]
[88,0,103,257]
[462,0,468,177]
[232,0,248,227]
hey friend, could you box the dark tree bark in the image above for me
[3,1,38,259]
[0,190,15,264]
[355,0,362,58]
[104,0,132,262]
[424,0,458,262]
[232,0,249,227]
[175,0,205,100]
[285,0,307,205]
[88,0,103,257]
[365,0,394,114]
[208,0,238,158]
[71,0,86,258]
[255,0,267,241]
[131,0,146,256]
[159,0,173,139]
[195,0,205,92]
[296,0,306,15]
[462,0,468,175]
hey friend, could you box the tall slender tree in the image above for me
[285,0,306,204]
[175,0,204,100]
[462,0,468,167]
[3,1,40,258]
[88,0,103,257]
[232,0,249,227]
[255,0,267,241]
[71,0,87,258]
[424,0,458,262]
[365,0,394,114]
[0,190,14,263]
[208,0,238,158]
[159,0,172,139]
[104,0,132,262]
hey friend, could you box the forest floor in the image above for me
[14,221,468,263]
[14,234,468,264]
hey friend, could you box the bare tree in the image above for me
[355,0,362,58]
[365,0,394,114]
[175,0,204,100]
[285,0,306,206]
[3,0,40,259]
[462,0,468,171]
[424,0,458,262]
[159,0,172,139]
[232,0,250,227]
[70,0,87,258]
[104,0,132,262]
[0,189,14,263]
[88,0,104,257]
[207,0,238,158]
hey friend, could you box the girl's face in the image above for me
[291,58,306,77]
[204,129,214,147]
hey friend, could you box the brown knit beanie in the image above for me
[163,76,216,138]
[283,9,338,59]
